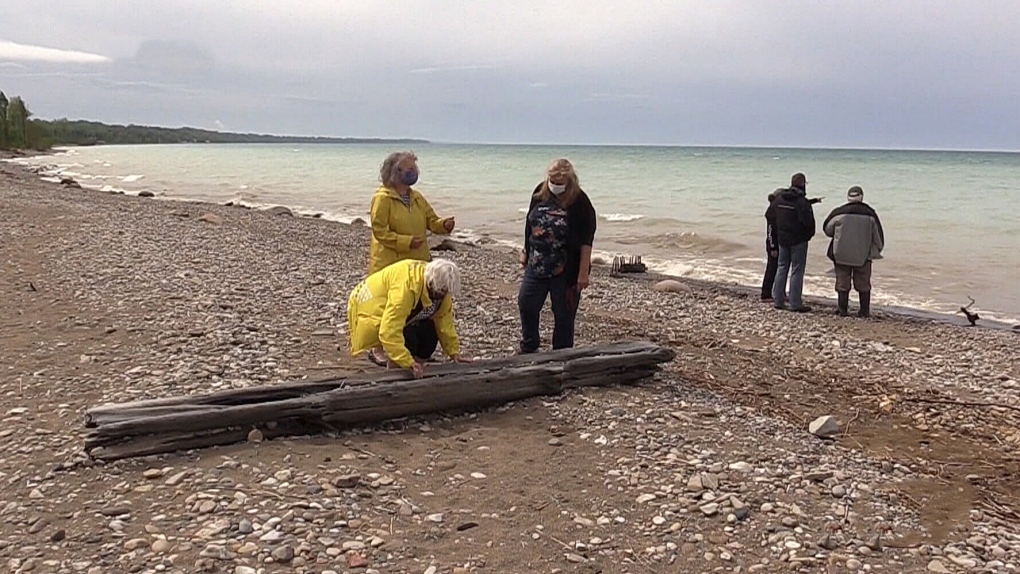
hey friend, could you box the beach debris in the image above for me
[959,296,980,326]
[430,238,459,252]
[197,213,224,225]
[611,255,647,275]
[82,341,675,460]
[808,415,839,438]
[263,205,294,217]
[137,190,155,198]
[653,279,693,294]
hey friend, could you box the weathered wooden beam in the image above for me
[85,341,664,426]
[83,341,675,461]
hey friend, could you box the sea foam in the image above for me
[601,213,644,222]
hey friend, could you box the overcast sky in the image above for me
[2,1,1018,149]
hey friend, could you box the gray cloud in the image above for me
[2,1,1019,148]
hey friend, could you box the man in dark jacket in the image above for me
[823,186,884,317]
[765,173,815,312]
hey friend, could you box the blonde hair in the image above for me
[534,158,581,206]
[425,259,461,296]
[379,151,417,188]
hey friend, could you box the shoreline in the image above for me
[9,145,1020,326]
[3,162,1020,571]
[5,152,1018,333]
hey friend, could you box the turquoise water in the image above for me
[16,144,1020,322]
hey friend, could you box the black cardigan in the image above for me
[523,184,597,286]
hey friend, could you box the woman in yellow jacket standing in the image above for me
[368,151,456,275]
[347,258,470,378]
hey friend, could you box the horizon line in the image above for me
[36,118,1019,154]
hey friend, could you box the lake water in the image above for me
[14,143,1020,323]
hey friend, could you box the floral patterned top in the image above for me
[525,199,571,278]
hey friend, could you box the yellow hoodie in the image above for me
[369,186,450,275]
[347,259,460,368]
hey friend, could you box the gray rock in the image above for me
[264,206,294,217]
[808,415,839,438]
[653,280,693,294]
[333,473,361,488]
[238,518,253,534]
[99,506,131,517]
[272,545,295,562]
[699,503,720,516]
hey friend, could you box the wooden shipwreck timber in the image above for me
[84,341,676,461]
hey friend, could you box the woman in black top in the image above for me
[518,159,597,353]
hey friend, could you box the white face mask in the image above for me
[549,182,567,195]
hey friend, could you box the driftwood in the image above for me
[903,396,1020,414]
[84,341,675,461]
[959,296,980,326]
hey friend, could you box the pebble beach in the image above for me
[2,156,1019,573]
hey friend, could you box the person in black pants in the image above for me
[761,189,782,301]
[518,159,597,353]
[402,314,440,360]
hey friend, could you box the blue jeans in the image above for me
[773,242,809,309]
[518,270,579,353]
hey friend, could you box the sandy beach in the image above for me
[2,158,1019,573]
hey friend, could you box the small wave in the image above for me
[643,254,1020,325]
[601,213,644,222]
[121,174,145,183]
[615,231,746,255]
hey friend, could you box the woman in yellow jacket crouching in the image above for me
[347,258,469,378]
[368,151,456,275]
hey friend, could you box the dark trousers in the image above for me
[761,254,779,299]
[403,319,439,361]
[518,270,579,353]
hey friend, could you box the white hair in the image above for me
[380,151,417,188]
[424,258,461,296]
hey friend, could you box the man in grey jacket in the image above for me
[823,186,885,317]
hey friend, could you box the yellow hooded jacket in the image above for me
[347,259,460,368]
[369,186,449,275]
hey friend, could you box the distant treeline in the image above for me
[0,90,427,150]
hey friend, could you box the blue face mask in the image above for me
[400,169,419,186]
